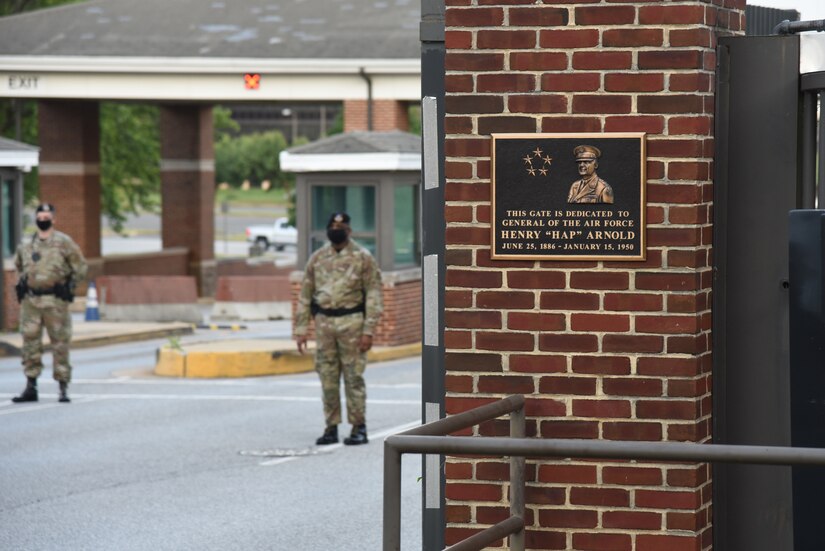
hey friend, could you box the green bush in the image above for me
[215,130,291,189]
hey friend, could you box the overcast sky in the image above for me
[749,0,825,21]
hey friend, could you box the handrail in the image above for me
[383,394,825,551]
[383,396,526,551]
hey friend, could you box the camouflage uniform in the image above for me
[294,240,383,427]
[14,231,87,383]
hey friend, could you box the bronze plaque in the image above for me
[491,133,646,261]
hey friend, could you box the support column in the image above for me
[37,100,102,265]
[442,1,744,549]
[159,105,216,296]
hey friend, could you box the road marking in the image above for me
[70,378,421,389]
[0,396,104,415]
[0,392,419,405]
[258,419,421,467]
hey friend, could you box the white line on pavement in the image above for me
[258,419,421,467]
[0,392,419,405]
[69,378,421,389]
[0,397,105,415]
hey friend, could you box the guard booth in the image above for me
[714,29,825,551]
[280,130,423,347]
[0,137,37,331]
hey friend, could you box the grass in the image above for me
[215,186,289,207]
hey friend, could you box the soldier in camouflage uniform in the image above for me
[11,203,87,404]
[294,212,383,446]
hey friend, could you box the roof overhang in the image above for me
[0,56,421,101]
[0,149,39,171]
[280,151,421,173]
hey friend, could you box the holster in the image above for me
[14,276,27,303]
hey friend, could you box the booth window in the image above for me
[394,184,419,267]
[311,184,376,255]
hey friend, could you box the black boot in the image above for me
[344,424,368,446]
[11,377,38,403]
[59,381,70,403]
[316,425,338,445]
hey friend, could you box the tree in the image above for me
[99,103,160,233]
[214,129,291,188]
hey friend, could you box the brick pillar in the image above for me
[344,99,410,132]
[444,1,743,550]
[159,105,216,296]
[37,100,101,259]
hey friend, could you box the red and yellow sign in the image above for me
[243,73,261,90]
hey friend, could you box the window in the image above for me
[393,184,419,266]
[311,185,376,256]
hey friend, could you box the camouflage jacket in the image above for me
[294,240,383,336]
[15,231,88,290]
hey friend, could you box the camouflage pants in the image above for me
[20,295,73,382]
[314,312,367,427]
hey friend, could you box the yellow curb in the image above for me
[154,340,422,378]
[155,346,314,378]
[367,342,422,363]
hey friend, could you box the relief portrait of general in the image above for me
[566,145,615,204]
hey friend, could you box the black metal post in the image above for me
[420,0,445,549]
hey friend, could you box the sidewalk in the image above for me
[0,318,422,378]
[0,321,194,357]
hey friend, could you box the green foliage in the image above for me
[0,0,83,16]
[100,103,161,232]
[214,129,291,188]
[213,105,240,140]
[408,104,421,135]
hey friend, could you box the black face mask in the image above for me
[327,228,348,245]
[36,219,52,231]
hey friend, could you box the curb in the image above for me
[0,325,194,357]
[154,341,422,378]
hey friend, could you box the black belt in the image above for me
[28,287,57,296]
[312,302,365,317]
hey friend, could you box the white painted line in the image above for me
[0,392,420,405]
[70,378,421,389]
[258,419,421,467]
[0,396,104,415]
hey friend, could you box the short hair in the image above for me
[35,203,56,215]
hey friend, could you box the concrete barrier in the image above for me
[154,338,422,378]
[97,275,203,323]
[210,275,291,321]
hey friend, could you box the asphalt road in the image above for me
[0,322,423,550]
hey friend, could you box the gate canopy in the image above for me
[0,0,420,102]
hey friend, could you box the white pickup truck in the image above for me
[245,217,298,251]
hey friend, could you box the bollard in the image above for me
[85,281,100,321]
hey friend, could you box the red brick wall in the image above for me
[443,1,743,549]
[290,271,421,347]
[344,99,410,132]
[97,275,198,305]
[102,248,190,277]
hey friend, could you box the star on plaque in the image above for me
[522,147,553,177]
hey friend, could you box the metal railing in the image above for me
[383,394,825,551]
